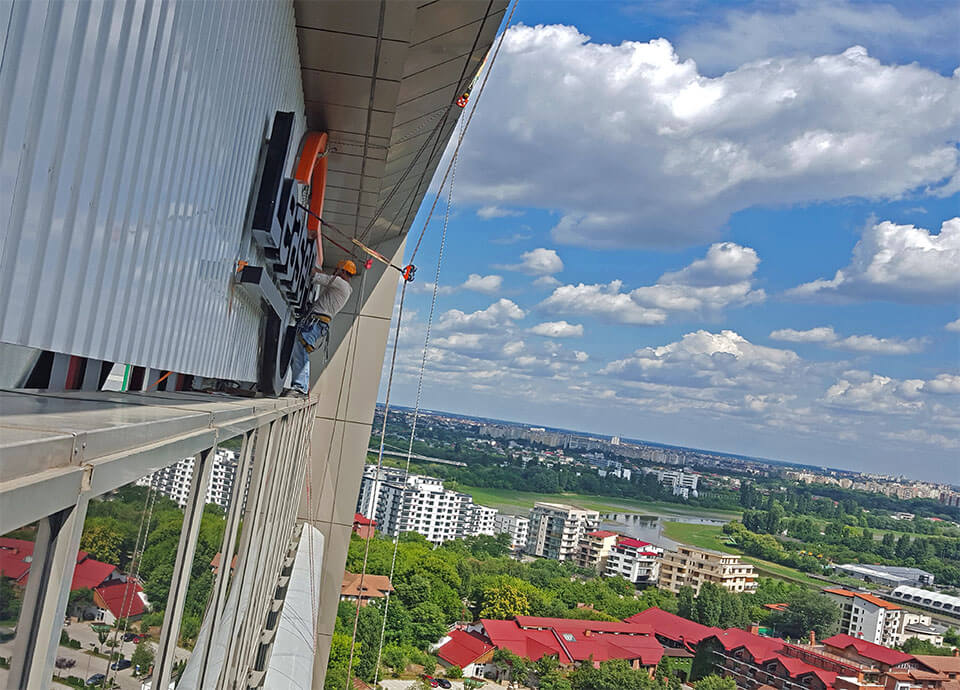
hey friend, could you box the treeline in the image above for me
[327,532,678,688]
[733,486,960,586]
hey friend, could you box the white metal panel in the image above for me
[0,0,306,381]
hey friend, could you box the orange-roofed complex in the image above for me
[340,572,393,606]
[824,589,904,647]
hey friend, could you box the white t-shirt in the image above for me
[310,273,352,319]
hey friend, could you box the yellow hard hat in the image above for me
[336,259,357,276]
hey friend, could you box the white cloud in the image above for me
[461,273,503,294]
[533,275,561,288]
[822,371,960,413]
[436,298,526,333]
[789,218,960,302]
[454,26,960,248]
[529,321,584,338]
[947,318,960,332]
[540,281,668,325]
[770,326,926,354]
[477,205,524,219]
[491,232,533,245]
[540,242,764,324]
[500,247,564,275]
[674,1,960,75]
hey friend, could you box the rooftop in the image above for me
[437,629,494,668]
[821,634,915,667]
[341,572,394,599]
[624,607,720,645]
[823,588,901,610]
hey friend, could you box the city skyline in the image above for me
[381,0,960,483]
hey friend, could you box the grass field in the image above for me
[459,485,741,520]
[662,521,825,588]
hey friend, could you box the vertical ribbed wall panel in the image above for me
[0,0,306,381]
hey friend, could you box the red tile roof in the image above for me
[823,588,901,610]
[709,628,785,660]
[624,608,720,645]
[481,617,663,667]
[2,538,119,591]
[0,538,33,582]
[821,634,914,667]
[437,630,494,668]
[93,580,147,618]
[616,537,653,549]
[71,555,120,591]
[353,513,376,526]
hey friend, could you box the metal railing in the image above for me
[0,389,316,689]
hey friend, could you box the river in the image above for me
[599,511,729,549]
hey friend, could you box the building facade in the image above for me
[136,449,247,511]
[605,538,663,585]
[493,514,530,553]
[824,588,904,647]
[525,502,601,561]
[575,530,619,571]
[659,546,757,595]
[467,504,500,537]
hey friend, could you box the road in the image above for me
[0,620,191,689]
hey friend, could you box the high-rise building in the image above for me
[467,504,500,537]
[493,514,530,553]
[659,545,757,595]
[823,588,903,647]
[575,530,619,571]
[357,466,477,545]
[525,502,601,561]
[137,449,248,511]
[605,538,663,585]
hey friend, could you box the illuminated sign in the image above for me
[239,111,328,395]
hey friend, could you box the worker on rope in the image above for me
[287,259,357,396]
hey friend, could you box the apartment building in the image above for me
[136,449,247,511]
[605,538,664,585]
[824,588,903,647]
[493,514,530,553]
[526,502,601,561]
[467,504,500,537]
[659,545,757,595]
[356,465,476,545]
[643,468,701,498]
[575,530,619,571]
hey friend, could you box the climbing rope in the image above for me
[373,114,461,688]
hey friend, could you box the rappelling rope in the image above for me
[372,114,461,688]
[407,0,519,265]
[344,277,410,690]
[101,480,158,687]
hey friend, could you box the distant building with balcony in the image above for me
[493,514,529,553]
[575,530,619,570]
[658,545,757,595]
[824,588,903,647]
[136,448,247,511]
[525,502,600,561]
[466,504,500,537]
[605,537,663,585]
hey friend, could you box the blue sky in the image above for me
[380,0,959,483]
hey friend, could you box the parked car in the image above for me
[111,658,131,670]
[86,674,106,686]
[122,631,138,642]
[437,680,452,689]
[420,674,439,688]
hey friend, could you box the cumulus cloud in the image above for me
[499,247,564,275]
[529,321,584,338]
[675,1,960,75]
[789,218,960,302]
[477,205,523,219]
[822,372,960,412]
[540,242,764,324]
[454,25,960,248]
[461,274,503,294]
[436,298,525,333]
[947,318,960,332]
[533,275,561,288]
[770,326,926,354]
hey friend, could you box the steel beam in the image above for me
[8,502,89,689]
[154,447,217,690]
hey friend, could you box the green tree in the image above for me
[80,519,124,565]
[446,665,463,679]
[696,674,736,690]
[67,588,94,617]
[0,576,22,621]
[570,658,654,690]
[130,641,154,675]
[899,637,954,656]
[677,586,695,620]
[381,643,407,675]
[692,583,723,627]
[768,590,839,639]
[479,581,531,619]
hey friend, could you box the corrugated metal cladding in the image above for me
[0,0,306,381]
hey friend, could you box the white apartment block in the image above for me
[525,502,600,561]
[356,465,477,545]
[643,468,700,498]
[659,545,757,595]
[604,537,663,585]
[824,588,903,647]
[467,504,499,537]
[136,449,247,511]
[493,514,529,553]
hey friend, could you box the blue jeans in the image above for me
[289,321,328,393]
